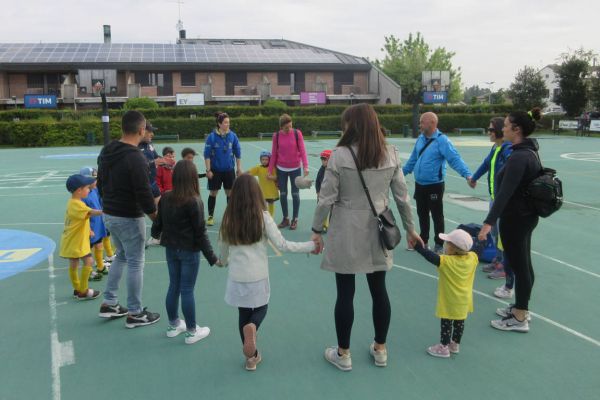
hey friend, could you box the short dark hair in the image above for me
[181,147,197,158]
[162,146,175,156]
[214,111,229,127]
[508,107,542,137]
[122,110,146,135]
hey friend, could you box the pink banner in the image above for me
[300,91,326,105]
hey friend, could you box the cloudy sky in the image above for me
[2,0,598,90]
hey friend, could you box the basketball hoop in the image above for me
[92,81,104,97]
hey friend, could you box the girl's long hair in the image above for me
[337,103,387,169]
[220,174,266,245]
[170,160,199,206]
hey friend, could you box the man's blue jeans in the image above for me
[103,215,146,315]
[165,247,200,330]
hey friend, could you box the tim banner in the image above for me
[176,93,205,106]
[300,92,326,105]
[423,91,448,104]
[24,94,57,109]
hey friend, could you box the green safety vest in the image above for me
[490,145,502,200]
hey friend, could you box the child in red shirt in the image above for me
[156,146,176,194]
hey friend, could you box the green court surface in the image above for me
[0,135,599,400]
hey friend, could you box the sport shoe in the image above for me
[207,216,215,226]
[289,219,298,230]
[242,323,257,358]
[277,217,290,228]
[99,303,128,318]
[496,304,531,321]
[448,341,460,354]
[482,260,500,273]
[104,255,116,263]
[494,285,514,299]
[77,288,100,301]
[72,290,78,298]
[245,350,262,371]
[89,271,102,281]
[125,308,160,328]
[98,265,110,275]
[427,343,450,358]
[433,244,444,255]
[166,319,187,338]
[102,260,112,269]
[146,237,161,246]
[184,325,210,344]
[488,265,506,279]
[369,342,387,367]
[324,346,352,371]
[491,314,529,332]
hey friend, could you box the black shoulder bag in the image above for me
[348,147,401,252]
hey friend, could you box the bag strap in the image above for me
[417,137,436,159]
[348,147,378,218]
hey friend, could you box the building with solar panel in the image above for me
[0,27,401,109]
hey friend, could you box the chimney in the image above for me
[103,25,111,44]
[179,29,186,40]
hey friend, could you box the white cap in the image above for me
[294,176,313,190]
[438,229,473,252]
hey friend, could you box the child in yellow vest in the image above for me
[247,151,279,216]
[59,174,103,300]
[414,229,478,358]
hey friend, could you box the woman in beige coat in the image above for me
[311,103,422,371]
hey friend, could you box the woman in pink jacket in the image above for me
[268,114,309,230]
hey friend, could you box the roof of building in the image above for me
[0,39,370,71]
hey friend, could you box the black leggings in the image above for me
[499,213,538,310]
[334,271,391,349]
[238,304,268,343]
[440,319,465,345]
[414,182,445,246]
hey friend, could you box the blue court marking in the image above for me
[0,229,55,280]
[41,153,99,160]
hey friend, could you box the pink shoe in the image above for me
[448,341,460,354]
[242,323,257,358]
[427,343,450,358]
[488,264,506,279]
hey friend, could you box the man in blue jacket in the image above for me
[403,112,472,253]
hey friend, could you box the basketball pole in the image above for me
[101,91,110,145]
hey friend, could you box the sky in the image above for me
[2,0,599,90]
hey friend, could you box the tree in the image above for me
[555,49,596,117]
[490,89,507,105]
[590,71,600,111]
[123,97,159,110]
[508,66,547,111]
[463,85,489,103]
[376,32,462,136]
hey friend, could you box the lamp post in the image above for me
[484,81,494,104]
[11,96,17,109]
[350,92,355,105]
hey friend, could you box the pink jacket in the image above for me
[268,129,309,174]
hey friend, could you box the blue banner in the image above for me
[423,91,448,104]
[24,94,57,109]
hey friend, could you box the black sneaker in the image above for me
[89,271,103,281]
[99,303,128,318]
[125,308,160,329]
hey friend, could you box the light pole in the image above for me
[484,81,494,104]
[11,96,17,109]
[350,92,355,105]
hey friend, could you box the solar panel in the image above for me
[0,42,365,65]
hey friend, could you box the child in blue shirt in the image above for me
[80,167,109,280]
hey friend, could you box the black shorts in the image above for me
[207,170,236,191]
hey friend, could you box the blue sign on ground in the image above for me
[0,229,55,280]
[24,94,57,109]
[423,91,448,104]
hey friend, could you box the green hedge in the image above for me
[0,104,517,122]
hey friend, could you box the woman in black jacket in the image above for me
[151,160,219,344]
[478,108,542,333]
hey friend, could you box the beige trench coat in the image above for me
[312,144,415,274]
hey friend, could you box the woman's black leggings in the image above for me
[440,319,465,345]
[334,271,391,349]
[499,213,539,310]
[238,304,268,343]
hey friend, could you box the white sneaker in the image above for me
[369,343,387,367]
[496,304,531,321]
[491,315,529,332]
[166,319,187,338]
[104,255,116,262]
[146,237,161,246]
[324,346,352,371]
[493,285,514,299]
[184,325,210,344]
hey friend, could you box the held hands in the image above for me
[236,169,242,177]
[215,259,224,267]
[478,223,492,242]
[311,233,324,255]
[303,169,309,177]
[267,174,277,181]
[406,230,424,249]
[206,171,214,179]
[467,177,477,189]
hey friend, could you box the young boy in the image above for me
[247,151,279,216]
[59,174,103,300]
[79,167,109,281]
[156,146,176,194]
[181,147,197,161]
[414,229,478,358]
[315,149,331,232]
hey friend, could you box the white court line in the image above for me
[0,222,63,225]
[394,263,600,348]
[0,185,63,190]
[0,192,64,197]
[26,170,58,188]
[48,254,75,400]
[412,208,600,280]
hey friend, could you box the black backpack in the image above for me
[524,149,563,218]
